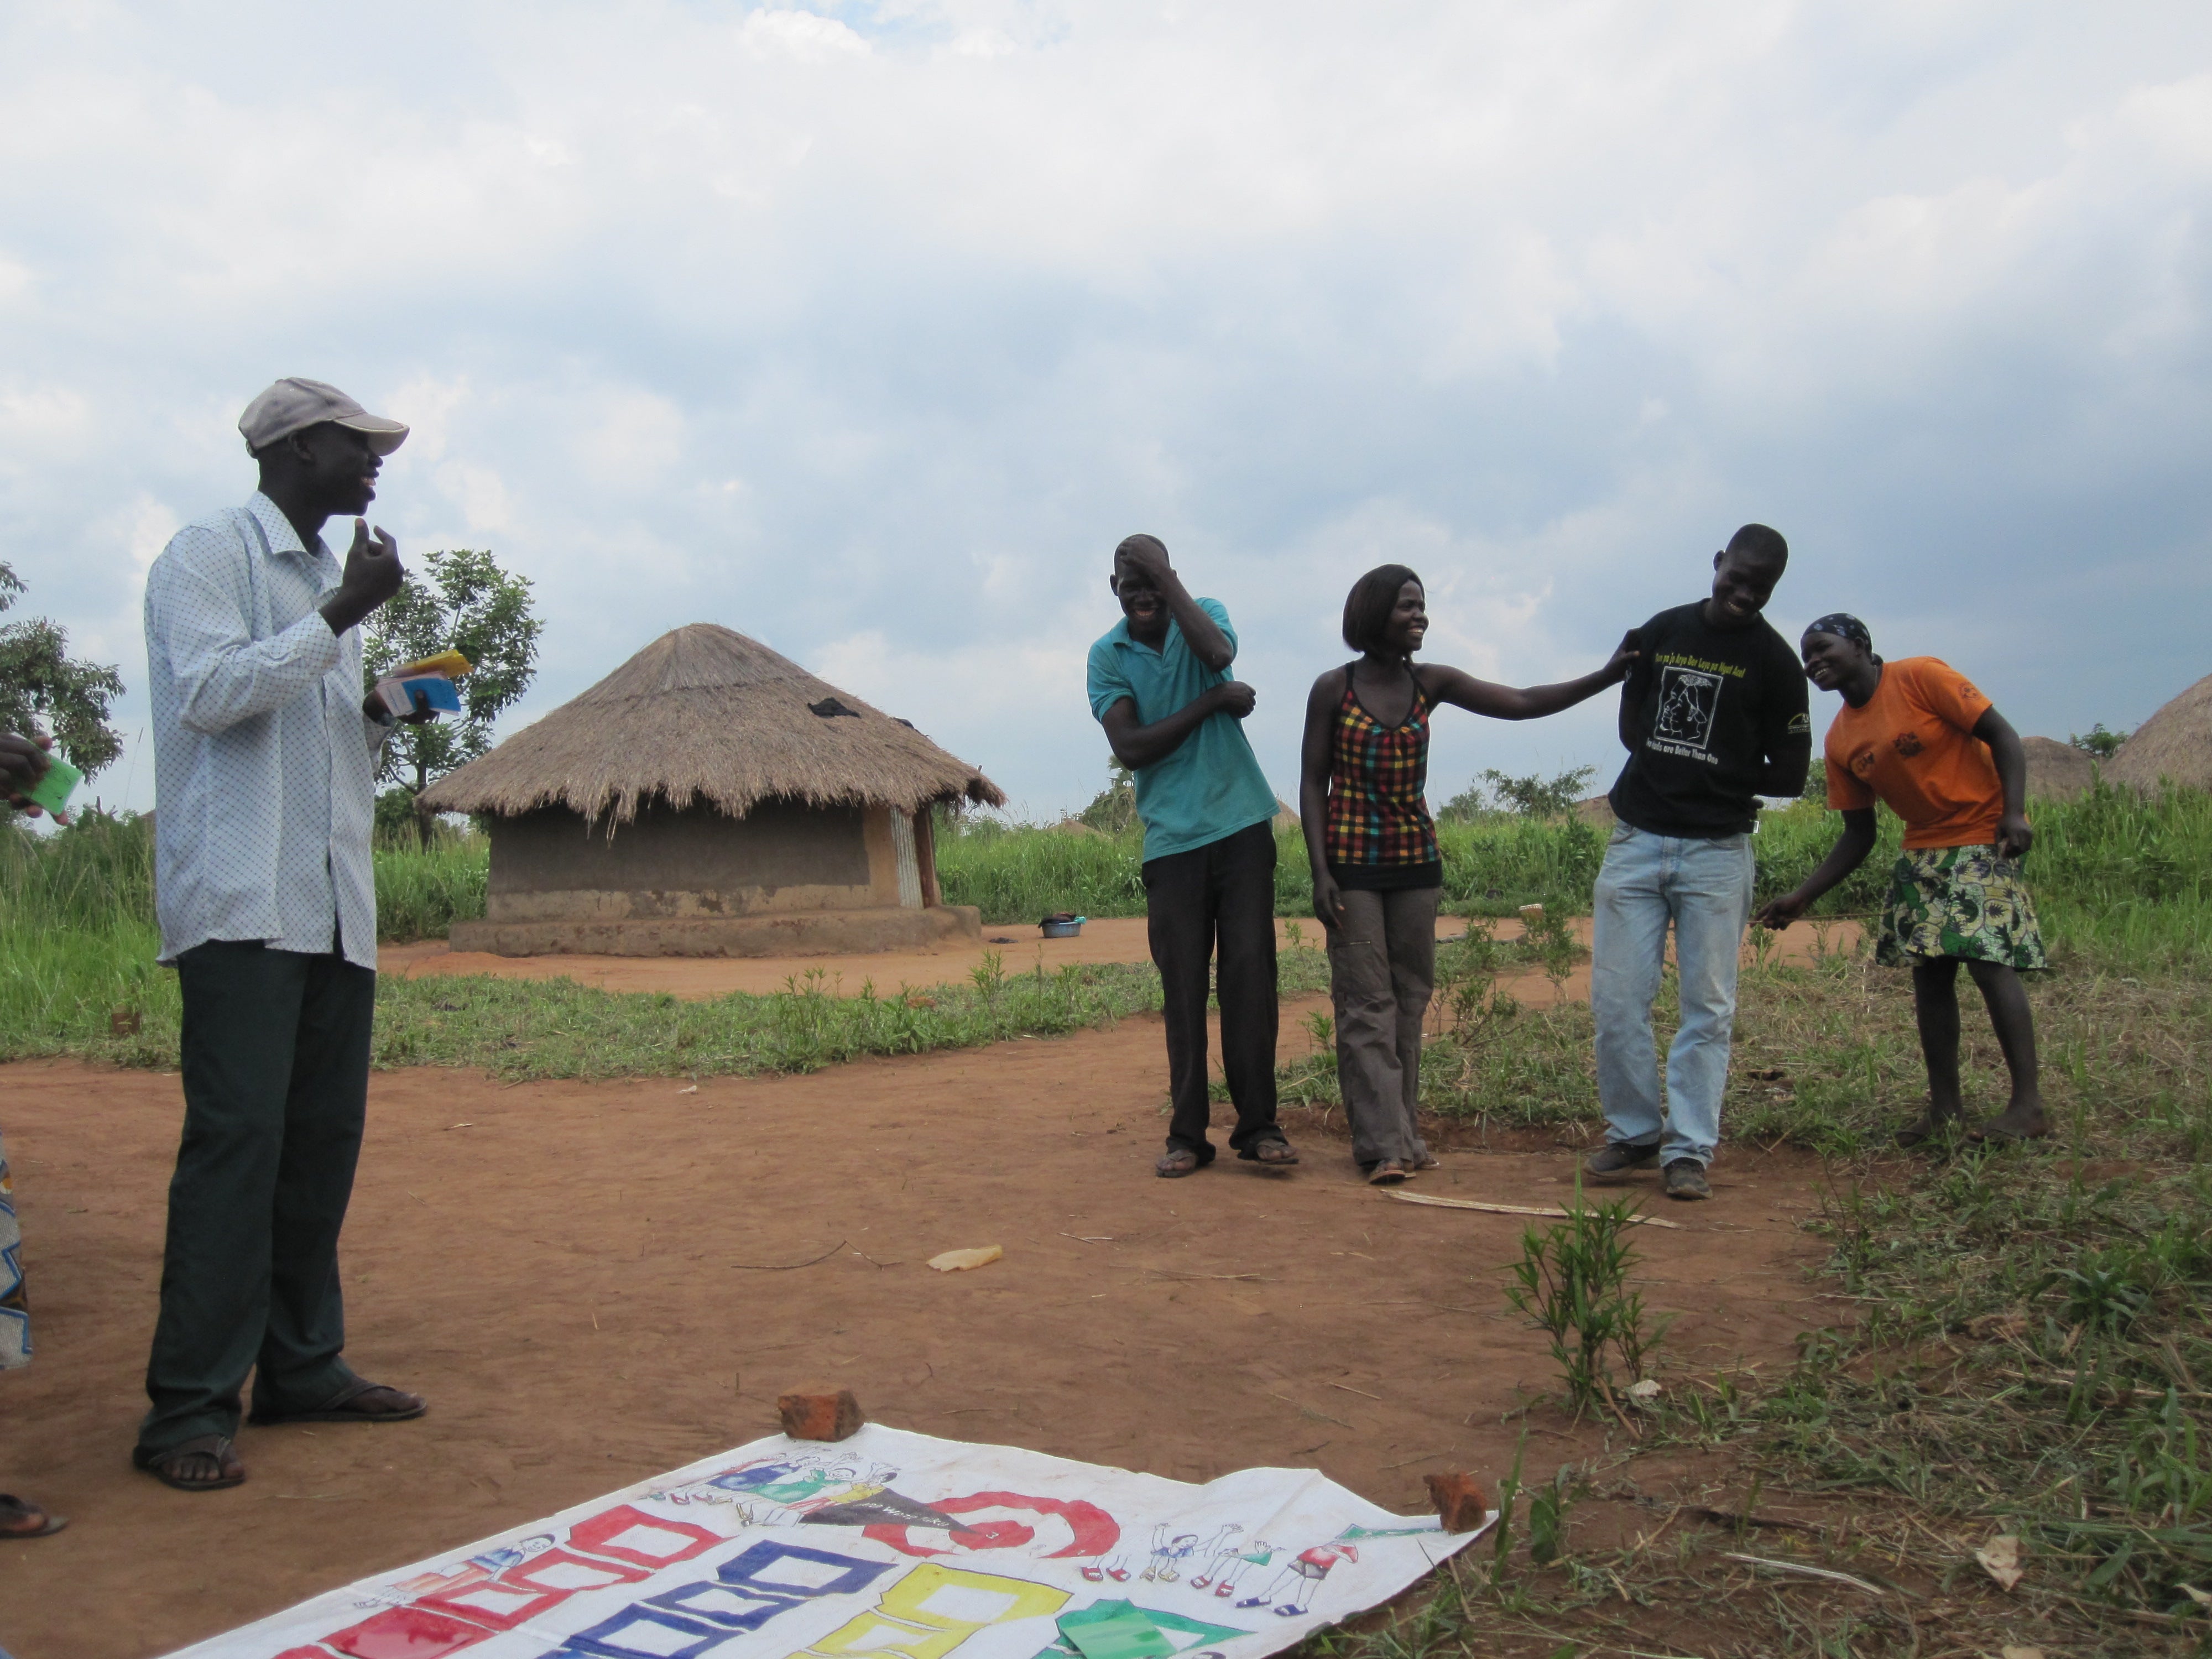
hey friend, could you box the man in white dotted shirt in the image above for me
[136,378,441,1493]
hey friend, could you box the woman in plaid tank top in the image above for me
[1298,566,1638,1183]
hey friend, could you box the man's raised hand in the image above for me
[321,519,405,637]
[0,731,52,809]
[1604,628,1642,682]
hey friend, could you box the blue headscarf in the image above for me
[1803,613,1872,654]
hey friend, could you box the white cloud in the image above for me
[0,1,2207,817]
[739,9,871,62]
[435,462,516,535]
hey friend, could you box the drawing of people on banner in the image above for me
[1237,1541,1358,1616]
[1188,1524,1243,1589]
[1209,1540,1276,1600]
[1141,1525,1199,1583]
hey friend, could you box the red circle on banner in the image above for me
[864,1491,1121,1559]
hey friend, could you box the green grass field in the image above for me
[4,786,2207,1071]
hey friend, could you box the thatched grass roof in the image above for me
[2107,672,2212,793]
[2022,736,2096,801]
[420,624,1004,823]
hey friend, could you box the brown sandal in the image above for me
[1368,1161,1407,1186]
[134,1434,246,1492]
[1155,1146,1203,1178]
[1245,1138,1299,1168]
[0,1494,66,1538]
[249,1379,426,1426]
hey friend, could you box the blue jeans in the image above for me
[1590,824,1756,1168]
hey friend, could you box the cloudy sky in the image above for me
[3,1,2208,820]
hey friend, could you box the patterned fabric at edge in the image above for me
[0,1124,28,1369]
[1878,844,2049,971]
[1323,666,1440,885]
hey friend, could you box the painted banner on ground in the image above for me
[169,1425,1493,1659]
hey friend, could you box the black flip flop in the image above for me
[0,1494,66,1538]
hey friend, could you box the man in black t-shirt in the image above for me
[1585,525,1811,1200]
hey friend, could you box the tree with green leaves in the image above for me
[0,559,125,787]
[1078,756,1139,833]
[2069,722,2130,760]
[1438,764,1597,821]
[363,547,542,846]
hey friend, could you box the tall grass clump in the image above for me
[0,812,492,1061]
[0,808,175,1061]
[372,826,489,942]
[933,813,1146,921]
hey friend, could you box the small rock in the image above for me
[1625,1379,1663,1408]
[1976,1533,2024,1592]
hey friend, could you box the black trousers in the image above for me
[1142,820,1283,1159]
[139,940,375,1453]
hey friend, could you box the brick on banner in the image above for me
[779,1389,865,1441]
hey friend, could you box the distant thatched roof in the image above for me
[2107,673,2212,793]
[2022,736,2096,801]
[420,624,1005,823]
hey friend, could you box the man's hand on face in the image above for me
[0,731,52,806]
[1117,538,1173,591]
[1211,681,1257,719]
[321,520,405,637]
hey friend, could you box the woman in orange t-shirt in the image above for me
[1755,614,2048,1147]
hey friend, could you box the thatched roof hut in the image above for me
[421,624,1003,957]
[2022,736,2096,801]
[2106,673,2212,794]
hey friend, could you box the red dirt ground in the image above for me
[0,983,1850,1659]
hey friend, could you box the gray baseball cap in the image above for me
[238,377,410,456]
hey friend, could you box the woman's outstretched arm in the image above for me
[1420,632,1639,720]
[1300,670,1349,932]
[1755,807,1879,928]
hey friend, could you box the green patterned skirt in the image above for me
[1877,844,2048,971]
[0,1125,26,1369]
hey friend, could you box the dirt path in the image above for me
[380,913,1860,1003]
[0,993,1845,1659]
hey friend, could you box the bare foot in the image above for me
[1975,1100,2052,1144]
[1895,1109,1963,1149]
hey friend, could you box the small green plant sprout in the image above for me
[1437,920,1504,1032]
[1504,1174,1667,1418]
[1488,1432,1526,1590]
[1303,1009,1334,1052]
[1526,1464,1577,1566]
[970,950,1007,1000]
[1513,903,1582,994]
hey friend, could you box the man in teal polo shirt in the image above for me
[1088,534,1298,1178]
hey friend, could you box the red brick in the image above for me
[778,1389,865,1441]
